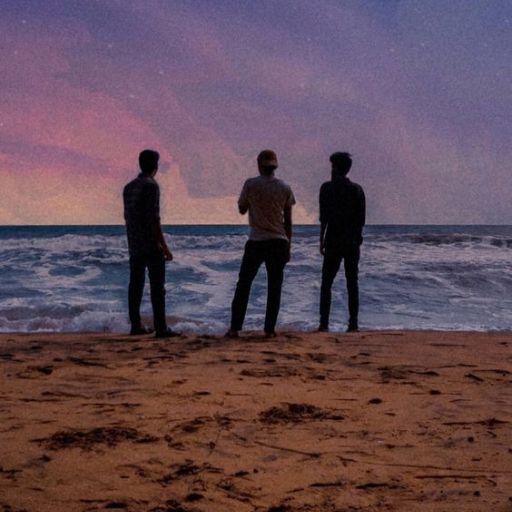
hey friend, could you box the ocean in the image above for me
[0,225,511,333]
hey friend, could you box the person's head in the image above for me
[257,149,278,176]
[330,152,352,178]
[139,149,160,176]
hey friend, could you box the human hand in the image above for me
[162,247,173,261]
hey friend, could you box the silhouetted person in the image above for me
[319,152,365,332]
[227,150,295,338]
[123,149,179,338]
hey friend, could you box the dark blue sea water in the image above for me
[0,225,511,332]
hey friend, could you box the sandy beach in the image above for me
[1,330,511,511]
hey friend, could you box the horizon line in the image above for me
[1,223,512,228]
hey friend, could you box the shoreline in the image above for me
[1,330,511,511]
[1,328,511,335]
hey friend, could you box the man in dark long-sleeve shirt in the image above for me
[123,149,179,338]
[319,152,366,332]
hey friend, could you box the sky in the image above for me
[0,0,510,224]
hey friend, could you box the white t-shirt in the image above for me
[238,175,296,241]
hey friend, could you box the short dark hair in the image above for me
[257,149,278,175]
[139,149,160,174]
[330,152,352,174]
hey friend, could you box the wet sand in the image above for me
[1,330,511,511]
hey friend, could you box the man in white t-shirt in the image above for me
[226,150,296,338]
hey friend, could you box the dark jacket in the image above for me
[123,174,160,256]
[319,176,366,249]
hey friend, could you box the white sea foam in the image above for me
[0,226,511,333]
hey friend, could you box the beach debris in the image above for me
[368,398,383,405]
[240,366,299,378]
[0,466,22,480]
[173,416,211,433]
[159,460,221,485]
[104,502,128,509]
[68,356,108,368]
[216,477,254,502]
[184,493,203,502]
[0,503,30,512]
[442,417,508,428]
[37,366,52,374]
[163,434,185,450]
[309,480,344,488]
[35,427,158,451]
[267,505,291,512]
[356,481,402,490]
[465,373,484,382]
[259,403,343,424]
[306,352,329,363]
[213,413,232,428]
[149,499,192,512]
[379,365,439,382]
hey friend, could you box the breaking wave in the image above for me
[0,225,511,333]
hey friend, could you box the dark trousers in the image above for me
[128,251,167,332]
[320,246,360,328]
[230,239,289,333]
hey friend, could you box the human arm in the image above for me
[238,181,249,215]
[154,223,173,261]
[284,205,292,262]
[284,187,296,262]
[319,183,328,255]
[320,222,327,255]
[145,183,173,261]
[356,188,366,245]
